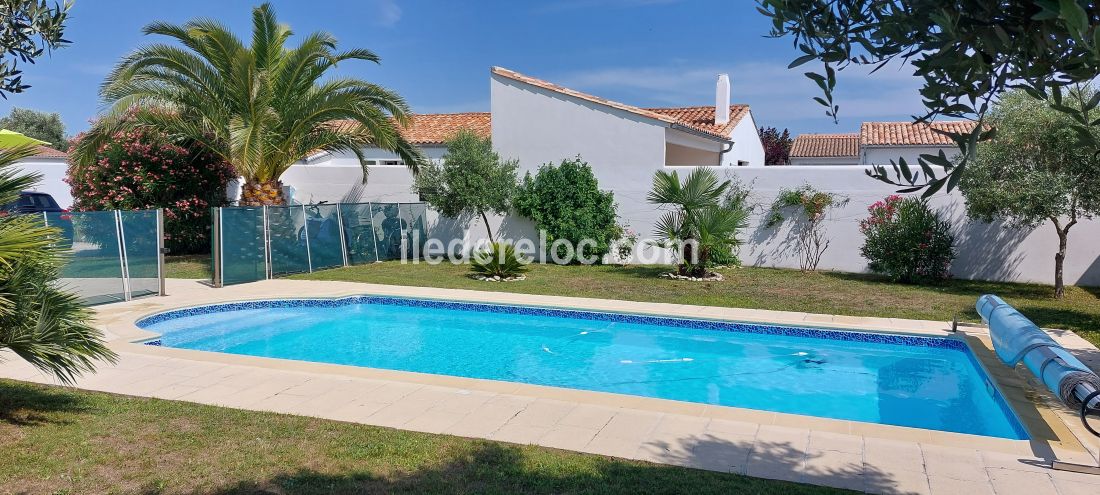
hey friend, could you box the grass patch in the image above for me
[289,262,1100,346]
[165,254,211,279]
[0,380,843,494]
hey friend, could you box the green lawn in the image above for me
[163,254,212,279]
[167,255,1100,346]
[0,380,842,495]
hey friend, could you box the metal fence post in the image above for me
[335,203,349,267]
[212,207,223,288]
[156,208,166,296]
[115,210,132,301]
[262,206,272,280]
[302,204,313,273]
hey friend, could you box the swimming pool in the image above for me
[138,296,1027,439]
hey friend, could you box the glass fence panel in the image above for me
[220,207,266,285]
[307,204,344,270]
[374,203,406,261]
[49,210,127,305]
[267,206,309,276]
[340,203,377,265]
[404,203,429,259]
[119,210,160,298]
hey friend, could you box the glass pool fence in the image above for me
[211,202,428,286]
[44,209,166,305]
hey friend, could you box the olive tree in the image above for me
[959,90,1100,298]
[414,130,518,240]
[0,0,70,97]
[758,0,1100,195]
[0,107,67,148]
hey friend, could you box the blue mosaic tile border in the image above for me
[134,294,1029,439]
[136,295,966,351]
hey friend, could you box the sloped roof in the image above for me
[790,133,859,158]
[491,66,749,140]
[32,145,68,158]
[860,121,977,146]
[647,106,751,139]
[332,112,491,146]
[397,112,491,145]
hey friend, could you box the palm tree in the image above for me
[648,168,747,277]
[73,2,425,206]
[0,145,117,384]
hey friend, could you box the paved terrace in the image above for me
[2,279,1099,495]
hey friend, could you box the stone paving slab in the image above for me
[1,278,1098,494]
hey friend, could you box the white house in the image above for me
[789,121,974,166]
[12,145,72,208]
[282,67,766,250]
[277,112,490,204]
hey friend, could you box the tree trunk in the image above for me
[240,180,286,206]
[1054,226,1068,299]
[480,210,494,240]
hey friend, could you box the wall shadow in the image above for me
[950,218,1030,283]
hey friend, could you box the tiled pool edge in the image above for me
[93,279,1093,460]
[134,294,1032,442]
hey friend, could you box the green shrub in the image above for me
[860,195,955,283]
[67,128,235,254]
[470,242,529,280]
[514,157,618,263]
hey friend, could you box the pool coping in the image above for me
[91,279,1096,461]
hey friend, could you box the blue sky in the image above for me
[0,0,928,138]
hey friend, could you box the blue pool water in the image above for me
[139,297,1027,439]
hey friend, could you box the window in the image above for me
[364,159,405,166]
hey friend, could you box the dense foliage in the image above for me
[759,127,792,165]
[415,130,517,240]
[648,169,749,277]
[0,107,67,148]
[0,145,116,383]
[514,157,619,263]
[959,90,1100,298]
[859,195,955,283]
[0,0,70,97]
[758,0,1100,195]
[72,2,424,206]
[67,128,236,254]
[470,242,529,280]
[766,184,847,272]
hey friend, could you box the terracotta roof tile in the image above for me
[32,145,68,158]
[397,112,491,145]
[492,66,747,141]
[860,121,976,146]
[332,112,491,146]
[790,133,859,158]
[0,144,67,159]
[647,106,750,139]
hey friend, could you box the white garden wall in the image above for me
[279,161,1100,287]
[15,157,72,208]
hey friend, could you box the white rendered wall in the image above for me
[15,157,72,208]
[724,113,765,167]
[862,145,957,166]
[277,145,448,204]
[727,165,1100,286]
[789,156,860,166]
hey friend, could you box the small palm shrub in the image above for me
[470,242,529,280]
[860,195,955,283]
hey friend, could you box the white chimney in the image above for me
[715,73,730,125]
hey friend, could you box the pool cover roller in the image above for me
[977,294,1100,412]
